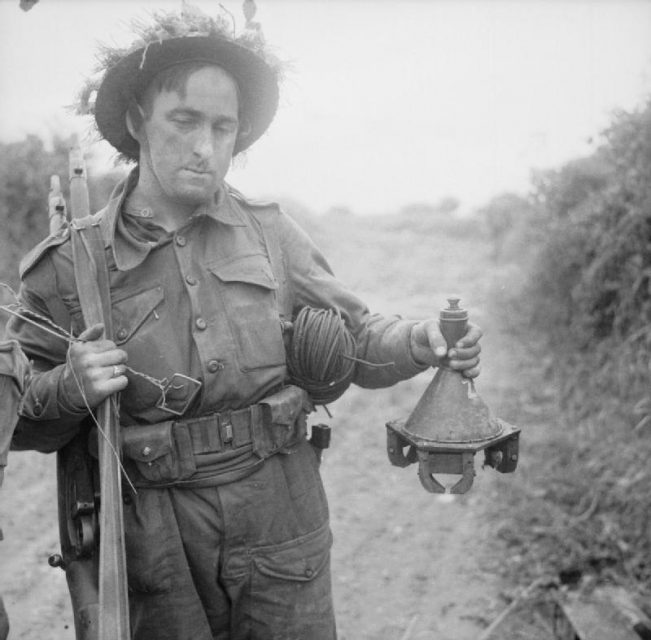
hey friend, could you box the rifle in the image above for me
[48,138,130,639]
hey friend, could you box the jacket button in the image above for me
[175,235,187,247]
[185,275,197,286]
[195,318,207,331]
[33,402,43,416]
[141,446,152,457]
[207,359,223,373]
[116,328,128,340]
[304,567,314,578]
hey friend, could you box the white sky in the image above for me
[1,0,650,214]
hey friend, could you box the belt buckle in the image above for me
[156,373,203,416]
[220,413,234,445]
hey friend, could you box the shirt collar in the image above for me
[98,169,247,271]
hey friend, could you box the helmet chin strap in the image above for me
[130,135,163,207]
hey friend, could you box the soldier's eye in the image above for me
[215,125,236,136]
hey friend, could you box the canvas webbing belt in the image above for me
[119,383,310,489]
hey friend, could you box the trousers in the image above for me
[123,438,336,640]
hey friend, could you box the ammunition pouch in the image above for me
[122,421,196,484]
[122,385,312,488]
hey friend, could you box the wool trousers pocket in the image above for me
[122,422,196,483]
[248,523,334,634]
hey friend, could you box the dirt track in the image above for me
[0,216,533,639]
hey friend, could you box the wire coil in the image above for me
[286,306,357,405]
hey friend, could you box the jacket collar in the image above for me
[98,168,247,271]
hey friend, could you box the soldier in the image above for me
[6,8,481,639]
[0,339,30,640]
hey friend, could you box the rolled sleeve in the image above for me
[354,315,429,385]
[8,365,86,453]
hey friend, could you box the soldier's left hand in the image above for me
[410,319,482,378]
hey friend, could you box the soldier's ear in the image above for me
[125,100,145,141]
[235,117,252,150]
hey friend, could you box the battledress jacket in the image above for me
[7,171,427,457]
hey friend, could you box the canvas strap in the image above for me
[254,208,292,321]
[70,216,113,335]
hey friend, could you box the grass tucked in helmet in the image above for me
[80,5,282,161]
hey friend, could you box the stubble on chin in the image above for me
[171,182,218,208]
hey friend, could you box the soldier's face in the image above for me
[137,65,240,206]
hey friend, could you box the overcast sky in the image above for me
[1,0,650,214]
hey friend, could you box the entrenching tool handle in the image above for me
[96,402,129,640]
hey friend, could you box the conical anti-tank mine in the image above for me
[386,298,521,494]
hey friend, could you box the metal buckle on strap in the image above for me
[157,374,203,416]
[220,413,234,445]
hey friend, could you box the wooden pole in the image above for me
[68,136,130,640]
[47,175,67,235]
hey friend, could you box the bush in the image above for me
[0,136,126,290]
[478,191,537,261]
[0,136,69,287]
[490,98,651,595]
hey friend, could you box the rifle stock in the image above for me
[54,434,100,640]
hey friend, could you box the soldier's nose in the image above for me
[193,138,212,160]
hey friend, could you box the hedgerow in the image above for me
[488,98,651,598]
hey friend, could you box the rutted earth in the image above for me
[0,217,536,639]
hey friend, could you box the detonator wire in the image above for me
[286,306,395,405]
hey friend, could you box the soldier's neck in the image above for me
[125,189,193,232]
[127,173,210,232]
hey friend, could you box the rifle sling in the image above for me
[70,217,113,335]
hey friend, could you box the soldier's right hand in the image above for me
[61,323,128,411]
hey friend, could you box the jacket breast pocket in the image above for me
[112,286,164,346]
[109,286,169,416]
[207,253,286,372]
[68,285,164,344]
